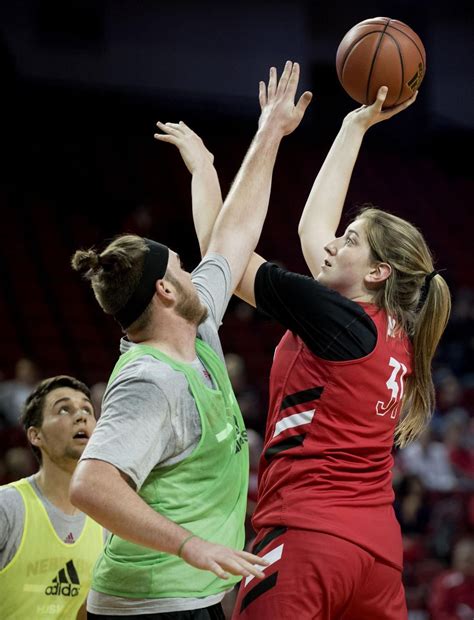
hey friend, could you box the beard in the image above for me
[175,285,208,326]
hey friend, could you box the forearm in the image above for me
[190,155,266,302]
[191,161,223,256]
[70,459,269,581]
[298,121,366,272]
[208,126,282,287]
[70,460,190,555]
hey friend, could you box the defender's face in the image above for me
[316,218,374,299]
[168,251,195,292]
[167,251,208,325]
[31,387,96,467]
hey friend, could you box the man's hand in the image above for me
[343,85,418,132]
[180,535,269,581]
[257,60,313,137]
[154,121,214,174]
[154,120,222,255]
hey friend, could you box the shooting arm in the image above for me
[298,86,418,277]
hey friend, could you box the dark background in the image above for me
[0,0,472,384]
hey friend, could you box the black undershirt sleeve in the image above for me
[254,262,377,361]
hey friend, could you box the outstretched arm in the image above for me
[154,123,266,307]
[298,86,418,278]
[154,123,222,257]
[156,61,312,302]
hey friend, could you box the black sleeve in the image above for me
[254,262,377,361]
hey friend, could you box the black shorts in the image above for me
[88,601,225,620]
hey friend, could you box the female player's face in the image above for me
[317,218,376,300]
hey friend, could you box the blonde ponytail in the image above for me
[395,275,451,446]
[358,207,452,447]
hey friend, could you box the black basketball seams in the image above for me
[340,29,419,106]
[337,18,425,106]
[368,31,405,105]
[339,31,383,78]
[385,24,426,62]
[366,21,390,104]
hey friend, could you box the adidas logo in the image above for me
[45,560,80,597]
[233,414,248,454]
[64,532,75,544]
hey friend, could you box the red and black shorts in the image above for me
[232,527,407,620]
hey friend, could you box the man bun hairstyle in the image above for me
[71,242,138,283]
[71,234,169,331]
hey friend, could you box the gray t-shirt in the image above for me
[83,254,235,614]
[0,476,87,569]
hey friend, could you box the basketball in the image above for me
[336,17,426,108]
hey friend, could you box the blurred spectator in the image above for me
[437,371,465,414]
[429,537,474,620]
[225,352,262,432]
[440,287,474,381]
[429,494,468,563]
[444,414,474,491]
[395,474,432,610]
[0,358,40,428]
[1,447,36,484]
[431,369,471,439]
[398,426,458,492]
[395,474,431,536]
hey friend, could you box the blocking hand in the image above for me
[180,536,269,581]
[154,121,214,174]
[258,60,313,137]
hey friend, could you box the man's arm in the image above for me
[202,61,311,294]
[155,61,312,303]
[154,123,222,257]
[298,86,418,278]
[154,122,266,306]
[70,459,268,580]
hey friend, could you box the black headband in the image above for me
[114,239,169,330]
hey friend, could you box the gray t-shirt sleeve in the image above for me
[80,366,175,490]
[0,487,24,569]
[192,253,232,329]
[193,253,232,363]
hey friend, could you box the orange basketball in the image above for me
[336,17,426,108]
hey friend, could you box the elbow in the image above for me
[69,465,98,515]
[69,475,89,512]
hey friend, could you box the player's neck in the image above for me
[129,314,199,362]
[34,463,80,515]
[138,333,198,362]
[350,292,376,303]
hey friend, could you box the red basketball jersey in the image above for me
[252,303,412,570]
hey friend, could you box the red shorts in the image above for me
[231,528,407,620]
